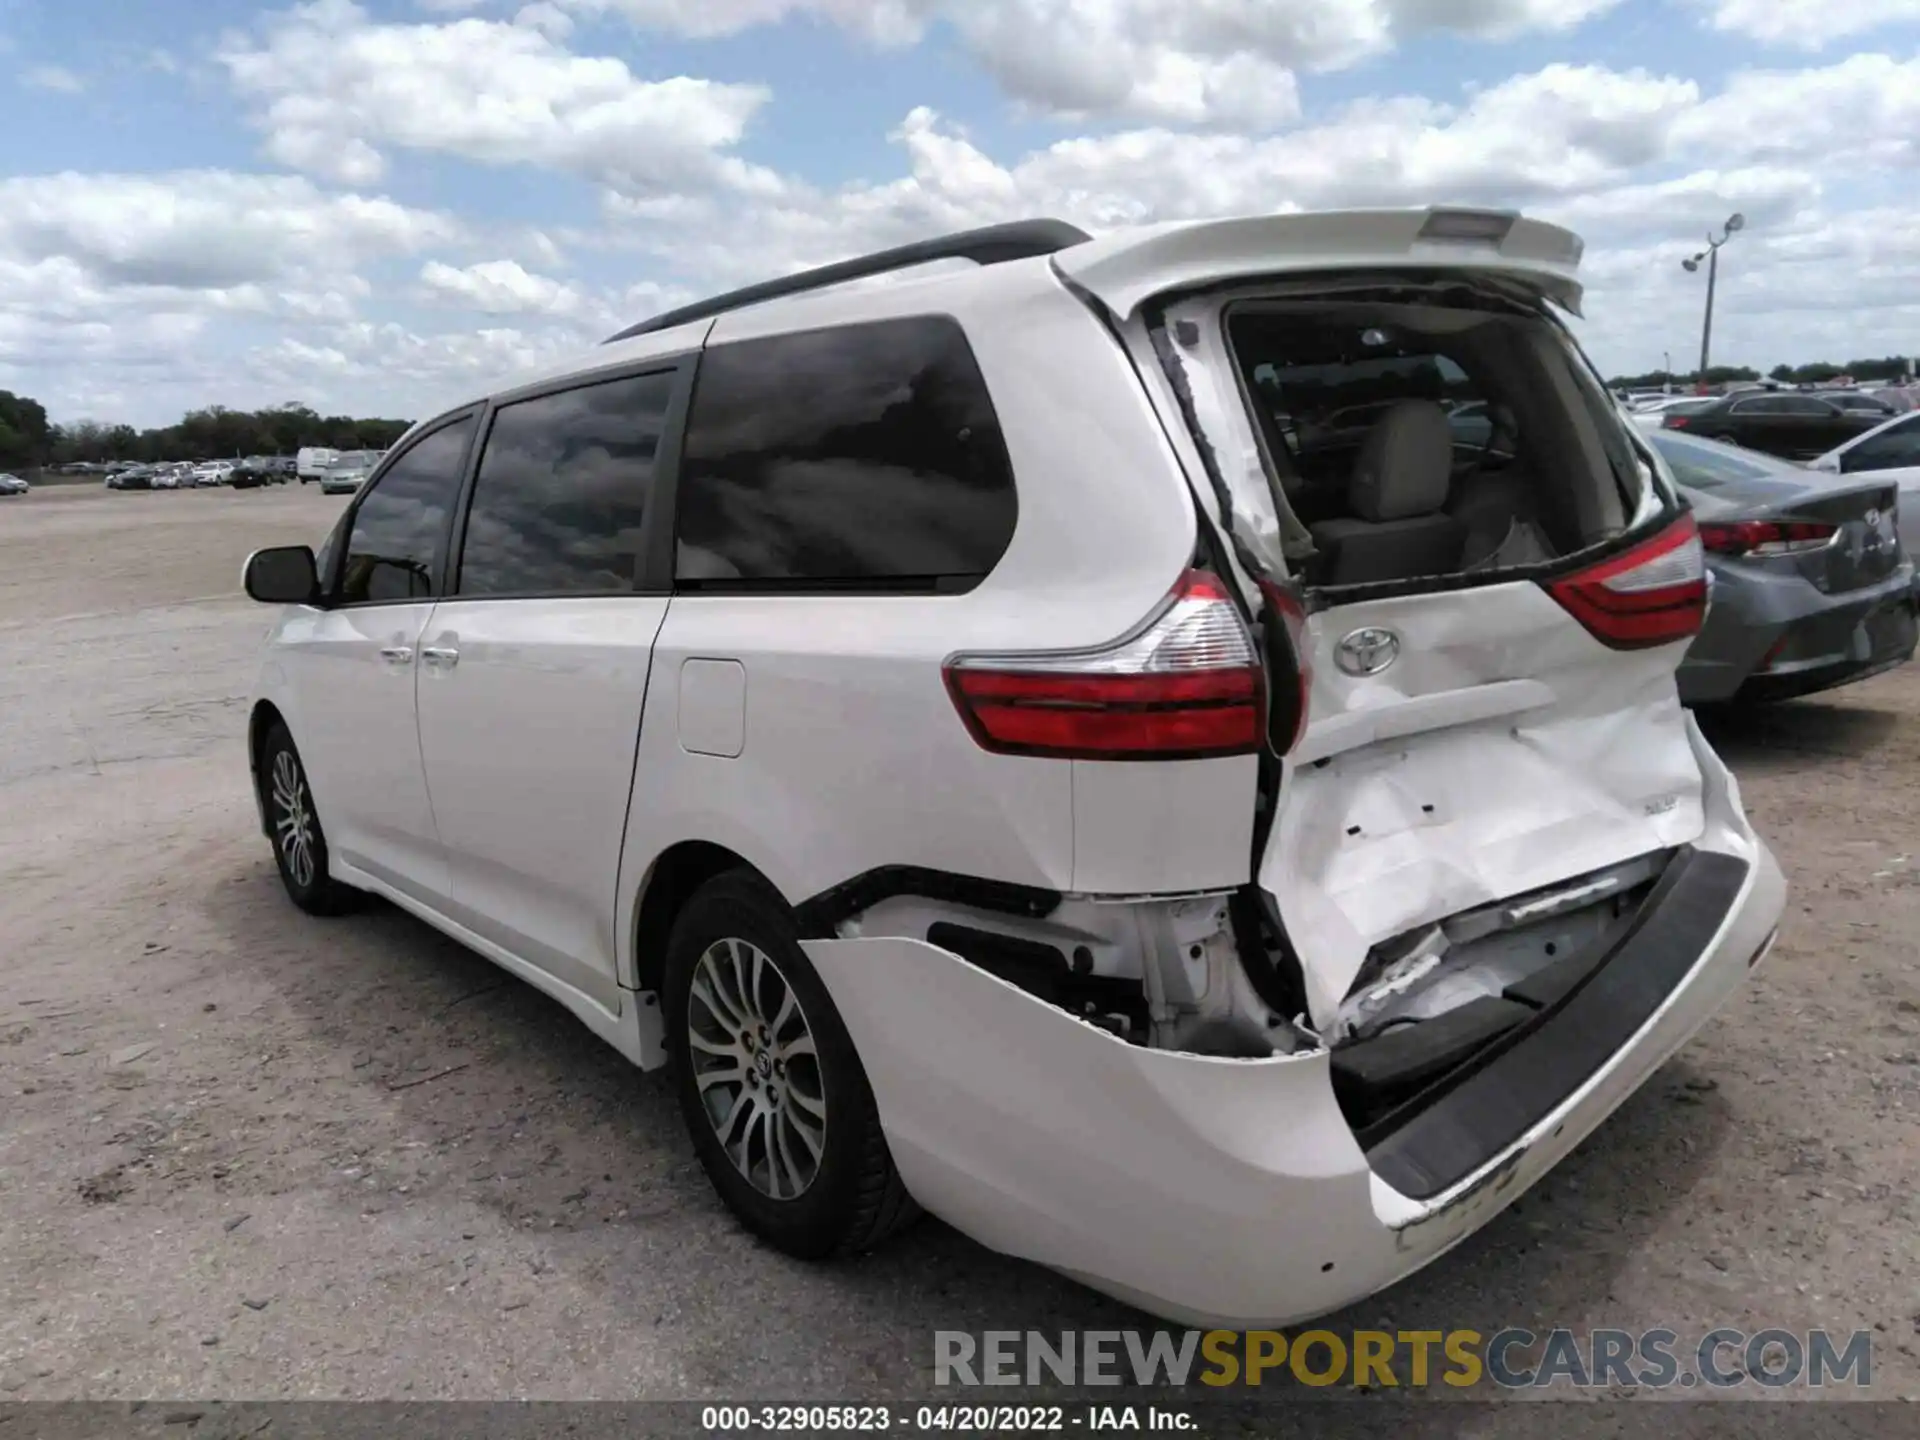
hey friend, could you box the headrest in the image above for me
[1348,400,1454,522]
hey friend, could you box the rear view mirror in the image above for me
[243,545,319,605]
[1810,454,1842,474]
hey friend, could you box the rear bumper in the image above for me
[805,716,1783,1327]
[1680,560,1916,705]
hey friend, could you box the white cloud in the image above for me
[14,9,1920,425]
[569,0,1628,126]
[420,258,583,315]
[613,65,1701,285]
[21,64,85,93]
[219,0,775,193]
[1693,0,1920,47]
[0,171,461,290]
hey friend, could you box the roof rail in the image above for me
[603,218,1093,344]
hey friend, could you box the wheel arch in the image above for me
[631,840,780,997]
[247,699,288,837]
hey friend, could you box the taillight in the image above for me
[1543,514,1707,650]
[1698,519,1837,556]
[944,570,1265,760]
[1663,415,1690,429]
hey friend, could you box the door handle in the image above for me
[379,645,414,665]
[421,646,460,669]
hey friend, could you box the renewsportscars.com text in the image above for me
[933,1327,1873,1391]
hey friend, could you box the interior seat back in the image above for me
[1307,400,1466,586]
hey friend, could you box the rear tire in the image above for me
[258,723,359,915]
[663,870,917,1259]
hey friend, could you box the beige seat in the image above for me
[1308,400,1466,585]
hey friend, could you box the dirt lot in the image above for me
[1,483,1918,1403]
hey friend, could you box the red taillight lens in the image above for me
[944,570,1266,760]
[1663,415,1690,429]
[1698,519,1837,556]
[1543,514,1707,650]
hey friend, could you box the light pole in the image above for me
[1663,350,1672,393]
[1682,213,1745,387]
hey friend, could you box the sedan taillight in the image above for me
[1698,519,1838,556]
[1543,514,1707,650]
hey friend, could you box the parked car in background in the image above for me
[191,462,233,487]
[238,207,1785,1329]
[296,447,339,483]
[106,467,154,490]
[1812,390,1899,418]
[318,457,376,495]
[0,473,29,496]
[1646,428,1915,704]
[1809,411,1920,561]
[1631,396,1716,430]
[231,456,284,489]
[1663,391,1885,459]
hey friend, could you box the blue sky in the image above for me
[3,0,1920,425]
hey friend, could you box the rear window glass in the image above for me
[673,316,1018,592]
[1226,301,1642,584]
[1646,432,1781,489]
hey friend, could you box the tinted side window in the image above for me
[1844,418,1920,472]
[1731,396,1783,414]
[339,417,474,604]
[457,370,675,596]
[674,316,1018,591]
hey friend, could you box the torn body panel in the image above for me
[1263,580,1707,1031]
[835,891,1299,1057]
[802,715,1781,1327]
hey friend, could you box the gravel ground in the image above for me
[1,484,1917,1404]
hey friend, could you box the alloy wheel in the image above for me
[270,749,317,889]
[685,938,826,1200]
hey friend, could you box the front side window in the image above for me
[673,316,1019,591]
[457,370,675,596]
[338,416,475,604]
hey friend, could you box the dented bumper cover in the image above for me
[802,715,1784,1328]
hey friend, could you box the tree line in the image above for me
[1606,355,1915,391]
[0,391,413,471]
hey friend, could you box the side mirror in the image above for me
[1810,453,1842,474]
[243,545,319,605]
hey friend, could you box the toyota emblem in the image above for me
[1335,626,1400,677]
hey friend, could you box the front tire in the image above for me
[663,870,916,1259]
[258,723,358,915]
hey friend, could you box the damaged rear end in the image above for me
[802,208,1787,1325]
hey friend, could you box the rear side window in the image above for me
[1647,433,1782,489]
[673,316,1017,592]
[456,369,675,596]
[338,417,475,604]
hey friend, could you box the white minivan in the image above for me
[242,208,1785,1327]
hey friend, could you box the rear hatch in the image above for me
[1056,208,1717,1052]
